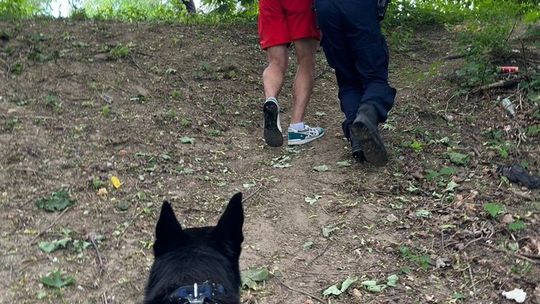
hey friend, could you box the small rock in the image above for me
[352,288,362,299]
[386,214,398,223]
[533,285,540,303]
[502,288,526,303]
[501,213,514,225]
[119,149,128,156]
[435,257,447,268]
[443,114,454,121]
[93,53,109,61]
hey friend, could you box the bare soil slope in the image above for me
[0,19,539,304]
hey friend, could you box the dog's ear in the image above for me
[214,192,244,255]
[154,201,184,257]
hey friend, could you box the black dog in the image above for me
[144,193,244,304]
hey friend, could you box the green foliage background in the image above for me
[0,0,538,88]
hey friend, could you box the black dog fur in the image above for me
[144,193,244,304]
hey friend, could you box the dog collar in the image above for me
[168,282,226,304]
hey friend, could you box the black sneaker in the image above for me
[263,97,283,147]
[350,104,388,166]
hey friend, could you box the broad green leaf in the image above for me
[322,277,358,297]
[35,191,75,212]
[340,277,358,292]
[243,181,256,189]
[439,167,457,176]
[484,202,505,218]
[38,237,71,253]
[73,240,92,253]
[241,267,270,290]
[313,165,330,172]
[366,285,386,292]
[452,292,466,300]
[303,240,314,250]
[415,209,431,218]
[361,280,378,287]
[322,284,341,296]
[448,152,469,165]
[336,160,351,167]
[322,225,339,237]
[36,291,47,299]
[40,271,75,289]
[444,180,459,192]
[361,280,386,292]
[508,220,526,232]
[305,195,321,205]
[180,136,195,144]
[386,274,398,287]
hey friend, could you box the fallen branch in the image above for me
[243,186,263,203]
[306,243,331,266]
[274,276,325,304]
[31,207,70,244]
[473,77,525,93]
[444,53,468,60]
[128,54,148,74]
[88,232,105,276]
[482,243,540,265]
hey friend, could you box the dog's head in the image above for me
[144,193,244,304]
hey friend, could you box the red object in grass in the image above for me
[498,66,519,74]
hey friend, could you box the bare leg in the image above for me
[291,38,318,124]
[263,45,289,99]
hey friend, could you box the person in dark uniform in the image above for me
[182,0,196,13]
[314,0,396,166]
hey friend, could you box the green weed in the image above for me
[399,246,431,270]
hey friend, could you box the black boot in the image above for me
[344,121,365,162]
[350,104,388,166]
[350,132,366,162]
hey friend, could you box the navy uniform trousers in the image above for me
[315,0,396,138]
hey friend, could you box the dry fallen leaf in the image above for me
[111,176,122,189]
[97,188,108,196]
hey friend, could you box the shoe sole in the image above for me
[263,100,283,147]
[351,115,388,166]
[287,131,325,146]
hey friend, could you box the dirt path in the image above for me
[0,20,538,304]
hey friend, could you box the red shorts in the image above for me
[258,0,321,49]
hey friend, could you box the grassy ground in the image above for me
[0,19,539,304]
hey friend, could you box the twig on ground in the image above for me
[89,232,105,276]
[102,291,109,304]
[31,207,70,244]
[461,236,485,251]
[129,54,148,74]
[193,96,227,131]
[243,186,263,203]
[482,243,540,265]
[306,243,331,266]
[467,261,477,294]
[274,276,325,304]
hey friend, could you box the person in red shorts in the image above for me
[259,0,325,147]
